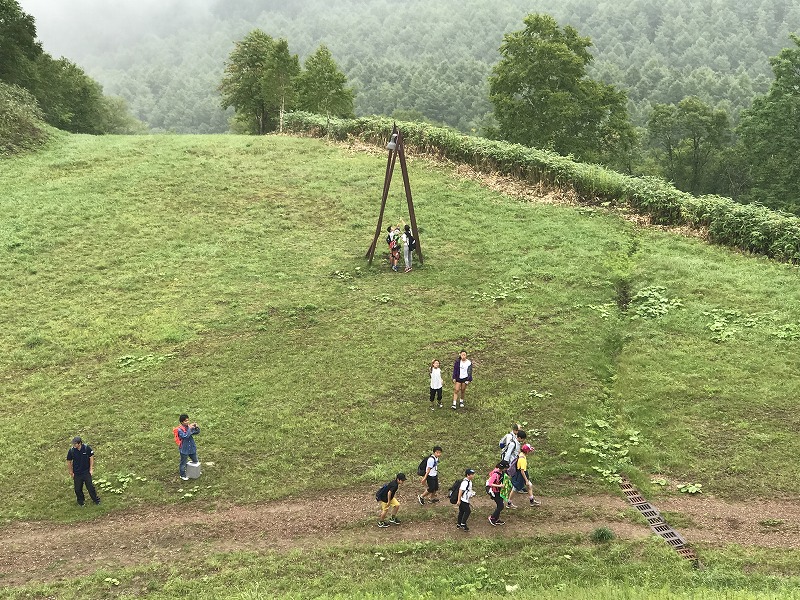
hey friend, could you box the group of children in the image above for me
[429,351,473,410]
[376,423,540,530]
[386,224,416,273]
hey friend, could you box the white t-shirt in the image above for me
[459,479,475,503]
[430,367,443,390]
[426,455,439,476]
[459,359,471,380]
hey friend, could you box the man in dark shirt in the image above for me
[66,436,100,506]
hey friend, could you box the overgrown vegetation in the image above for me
[0,81,49,155]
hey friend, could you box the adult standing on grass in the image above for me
[486,460,509,526]
[418,446,443,505]
[451,350,473,410]
[177,414,200,481]
[66,436,100,507]
[456,469,476,531]
[376,472,406,527]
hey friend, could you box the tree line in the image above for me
[0,0,141,135]
[5,0,799,214]
[219,30,353,134]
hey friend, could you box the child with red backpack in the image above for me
[174,414,200,481]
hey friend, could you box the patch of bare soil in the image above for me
[2,487,800,587]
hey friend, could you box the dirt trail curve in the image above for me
[2,487,800,586]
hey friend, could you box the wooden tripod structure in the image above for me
[365,125,423,266]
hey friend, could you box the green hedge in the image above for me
[0,82,49,156]
[284,112,800,264]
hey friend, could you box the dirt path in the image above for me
[3,488,800,586]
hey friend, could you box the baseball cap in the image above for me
[72,436,82,444]
[465,469,475,475]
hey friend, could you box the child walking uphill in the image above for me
[507,444,541,508]
[376,472,406,527]
[451,350,473,410]
[429,359,443,409]
[486,460,509,526]
[456,469,477,531]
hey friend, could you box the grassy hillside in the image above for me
[1,133,800,597]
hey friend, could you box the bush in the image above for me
[284,112,800,264]
[589,526,616,543]
[0,82,49,156]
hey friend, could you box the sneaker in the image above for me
[378,521,389,528]
[530,497,541,506]
[417,494,424,505]
[488,516,497,526]
[507,501,517,509]
[431,405,435,411]
[388,517,401,525]
[451,404,457,410]
[456,523,464,529]
[495,520,505,525]
[78,503,85,508]
[180,476,189,481]
[461,524,470,531]
[459,402,464,408]
[93,499,101,505]
[392,265,398,272]
[404,267,411,273]
[438,403,443,408]
[430,498,440,503]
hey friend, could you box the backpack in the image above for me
[448,479,464,504]
[507,457,518,478]
[417,455,433,477]
[375,483,389,502]
[172,426,183,447]
[408,233,416,251]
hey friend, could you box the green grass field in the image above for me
[1,133,800,597]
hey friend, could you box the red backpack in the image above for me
[172,425,184,447]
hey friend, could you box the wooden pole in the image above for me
[366,126,399,264]
[397,131,423,265]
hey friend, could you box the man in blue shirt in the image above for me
[66,436,100,506]
[177,414,200,481]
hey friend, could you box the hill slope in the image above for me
[1,133,800,596]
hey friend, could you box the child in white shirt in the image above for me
[429,359,443,409]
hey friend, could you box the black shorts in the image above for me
[455,377,470,383]
[426,475,439,493]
